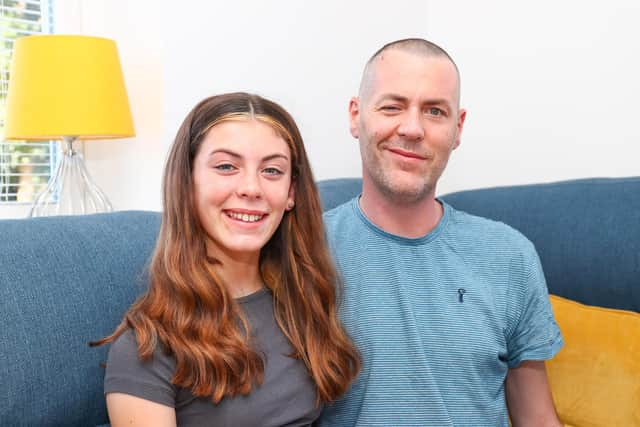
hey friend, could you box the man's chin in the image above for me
[378,179,433,204]
[363,167,436,204]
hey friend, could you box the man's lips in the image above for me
[386,147,427,160]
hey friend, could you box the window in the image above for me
[0,0,56,203]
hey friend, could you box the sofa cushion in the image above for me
[546,295,640,426]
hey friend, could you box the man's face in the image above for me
[350,49,466,204]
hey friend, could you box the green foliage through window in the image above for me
[1,0,55,203]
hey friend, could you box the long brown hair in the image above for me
[93,92,360,403]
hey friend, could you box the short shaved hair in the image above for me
[358,38,461,104]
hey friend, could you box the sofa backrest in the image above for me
[317,177,640,312]
[0,211,160,426]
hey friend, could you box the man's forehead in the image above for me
[368,52,459,97]
[372,49,457,77]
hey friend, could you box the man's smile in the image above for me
[386,147,428,160]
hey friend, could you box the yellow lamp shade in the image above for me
[4,34,135,140]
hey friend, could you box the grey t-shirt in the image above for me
[104,288,321,426]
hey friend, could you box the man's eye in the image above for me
[379,105,400,112]
[427,107,444,116]
[214,163,236,172]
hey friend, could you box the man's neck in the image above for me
[359,187,443,239]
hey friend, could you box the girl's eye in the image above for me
[263,167,283,176]
[214,163,236,172]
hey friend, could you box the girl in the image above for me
[93,93,360,426]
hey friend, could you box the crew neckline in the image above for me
[352,196,450,245]
[235,287,270,304]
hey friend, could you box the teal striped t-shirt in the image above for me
[318,197,563,427]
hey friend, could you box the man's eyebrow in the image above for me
[423,98,452,107]
[208,149,289,162]
[374,94,452,108]
[375,93,408,103]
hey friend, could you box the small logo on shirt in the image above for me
[457,288,466,303]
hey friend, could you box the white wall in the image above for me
[425,1,640,193]
[163,0,429,182]
[73,0,165,212]
[2,0,639,218]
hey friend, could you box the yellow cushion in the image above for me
[546,295,640,426]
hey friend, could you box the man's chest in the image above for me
[335,247,512,373]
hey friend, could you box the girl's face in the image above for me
[192,119,294,263]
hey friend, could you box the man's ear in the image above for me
[453,108,467,150]
[348,97,360,139]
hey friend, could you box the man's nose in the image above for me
[397,110,425,141]
[236,172,263,199]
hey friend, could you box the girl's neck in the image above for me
[212,249,263,298]
[218,258,263,298]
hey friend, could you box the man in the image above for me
[319,39,563,426]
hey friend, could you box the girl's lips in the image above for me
[223,209,268,224]
[387,147,427,160]
[223,208,267,215]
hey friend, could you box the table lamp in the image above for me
[4,35,135,217]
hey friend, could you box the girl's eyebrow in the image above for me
[208,148,241,159]
[262,153,289,162]
[208,149,289,162]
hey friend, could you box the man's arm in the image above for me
[505,360,562,427]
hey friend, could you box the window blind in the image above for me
[0,0,55,203]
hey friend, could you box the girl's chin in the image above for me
[215,241,267,260]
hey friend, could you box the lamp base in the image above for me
[29,136,113,217]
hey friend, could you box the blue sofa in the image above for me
[1,177,638,426]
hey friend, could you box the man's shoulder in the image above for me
[445,203,535,254]
[322,198,357,230]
